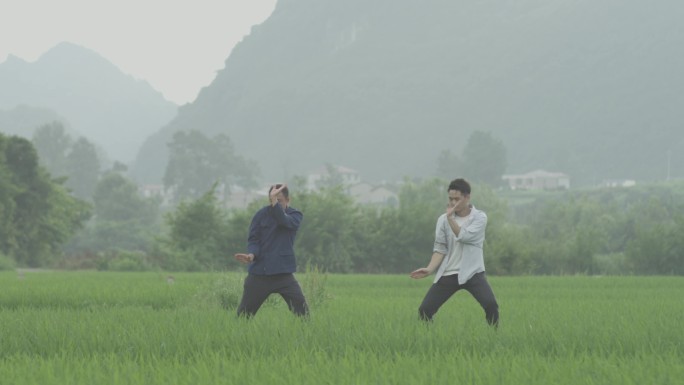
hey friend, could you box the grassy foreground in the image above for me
[0,271,682,385]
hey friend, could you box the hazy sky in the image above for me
[0,0,277,105]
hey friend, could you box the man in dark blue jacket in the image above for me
[234,184,309,317]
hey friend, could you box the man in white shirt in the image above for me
[410,178,499,327]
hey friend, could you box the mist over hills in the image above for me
[0,104,75,136]
[129,0,681,186]
[0,42,177,163]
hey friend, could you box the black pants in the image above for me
[237,273,309,317]
[418,272,499,326]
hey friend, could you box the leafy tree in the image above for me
[435,149,462,179]
[0,156,19,255]
[1,134,90,266]
[462,130,507,187]
[295,187,360,272]
[158,184,230,271]
[31,121,72,178]
[624,199,684,275]
[93,172,158,224]
[65,137,100,200]
[163,130,260,203]
[64,171,160,256]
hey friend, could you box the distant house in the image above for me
[303,165,397,206]
[139,184,165,198]
[224,185,266,210]
[306,165,361,190]
[502,169,570,190]
[348,183,398,206]
[139,184,172,205]
[600,179,636,188]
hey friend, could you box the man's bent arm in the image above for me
[425,252,446,274]
[270,203,303,230]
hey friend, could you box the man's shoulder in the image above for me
[470,206,487,220]
[254,205,270,216]
[286,206,303,216]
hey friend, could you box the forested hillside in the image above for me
[132,0,684,186]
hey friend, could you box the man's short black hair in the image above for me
[448,178,471,196]
[269,184,289,198]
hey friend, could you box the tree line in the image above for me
[111,177,684,275]
[2,125,683,275]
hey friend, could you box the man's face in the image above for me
[448,189,470,214]
[275,192,289,208]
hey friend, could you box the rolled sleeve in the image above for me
[433,215,449,254]
[455,211,487,245]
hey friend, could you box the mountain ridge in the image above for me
[130,0,684,186]
[0,42,178,163]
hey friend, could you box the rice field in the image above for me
[1,271,682,385]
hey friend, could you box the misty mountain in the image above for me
[0,42,178,163]
[132,0,684,186]
[0,104,76,136]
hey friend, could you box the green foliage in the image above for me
[625,203,684,275]
[300,263,331,308]
[384,178,444,271]
[104,250,152,272]
[193,273,245,310]
[64,137,100,200]
[435,149,462,179]
[461,130,508,187]
[223,201,260,269]
[64,171,160,258]
[0,252,16,271]
[163,130,260,203]
[488,182,684,275]
[0,134,91,267]
[435,131,507,186]
[191,273,290,311]
[1,273,683,384]
[93,172,158,224]
[295,187,360,272]
[157,185,230,271]
[31,121,72,178]
[32,122,101,200]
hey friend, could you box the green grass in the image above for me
[1,271,682,384]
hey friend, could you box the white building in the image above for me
[306,165,361,190]
[502,169,570,190]
[348,183,398,206]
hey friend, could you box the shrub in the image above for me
[103,250,152,272]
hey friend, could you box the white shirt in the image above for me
[432,205,488,285]
[442,214,469,276]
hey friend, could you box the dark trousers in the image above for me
[237,273,309,317]
[418,272,499,326]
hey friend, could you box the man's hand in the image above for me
[410,268,431,279]
[234,253,254,264]
[446,204,462,236]
[270,184,287,206]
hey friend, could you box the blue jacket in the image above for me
[246,202,303,275]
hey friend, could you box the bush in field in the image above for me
[106,250,152,272]
[300,263,331,308]
[157,185,229,271]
